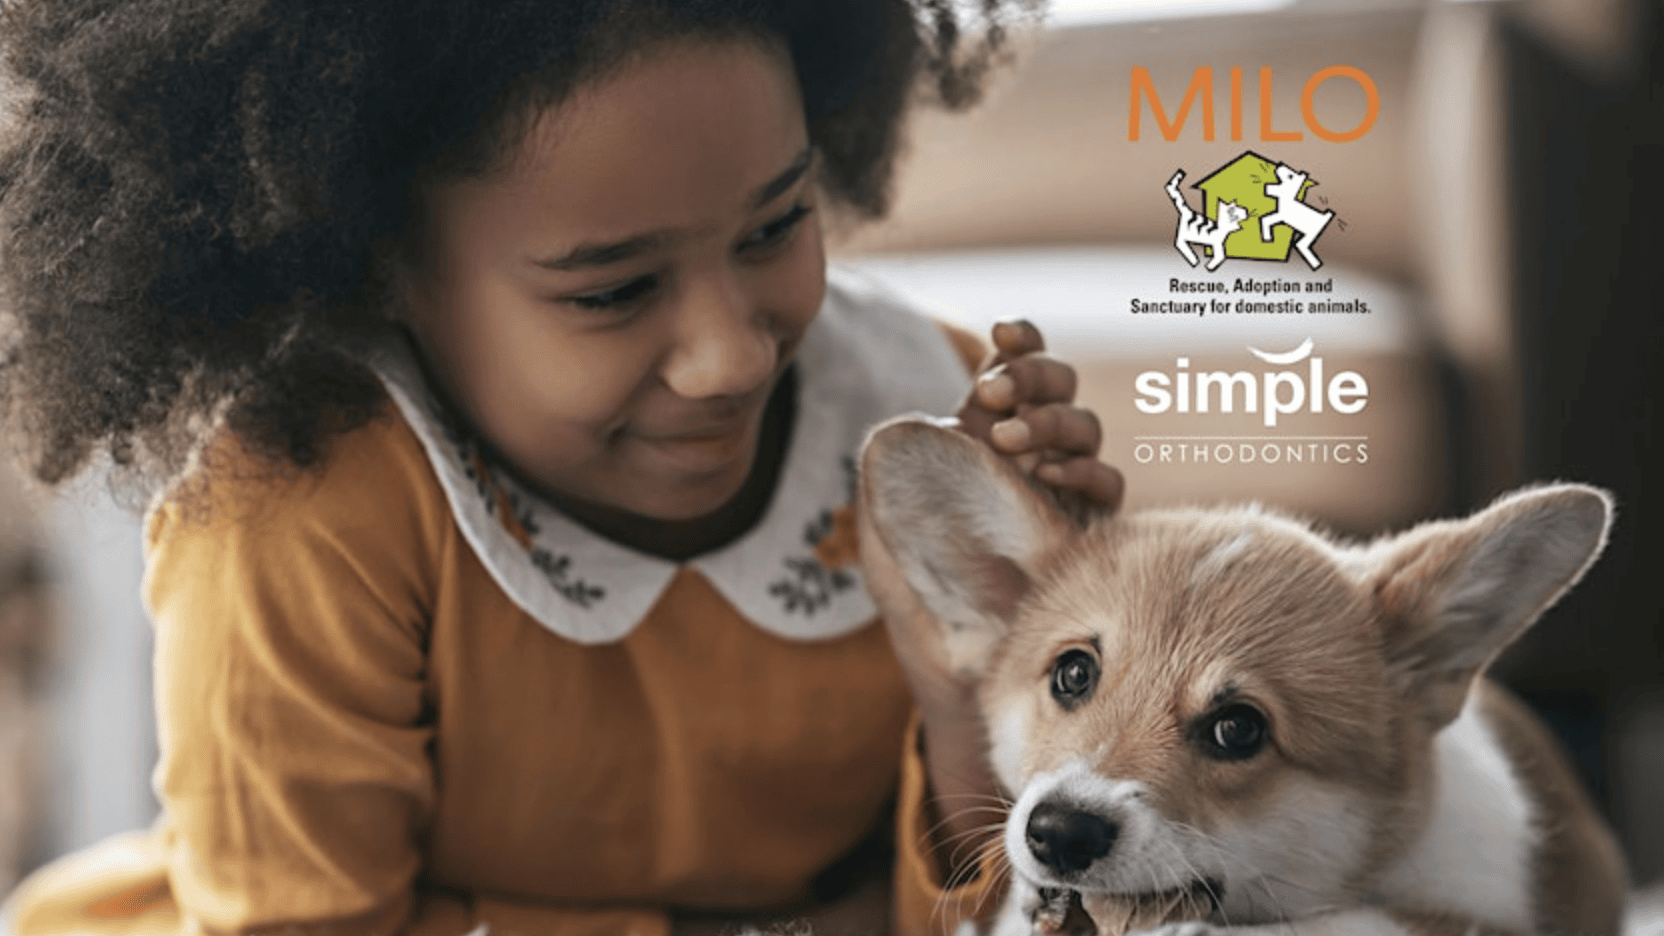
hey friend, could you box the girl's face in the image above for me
[402,36,825,521]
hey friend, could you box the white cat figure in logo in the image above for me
[1166,170,1249,272]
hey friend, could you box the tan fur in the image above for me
[1477,683,1628,936]
[858,418,1627,936]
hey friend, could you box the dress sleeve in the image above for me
[143,414,448,934]
[890,715,1006,936]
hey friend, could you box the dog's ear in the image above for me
[857,417,1074,677]
[1366,484,1612,728]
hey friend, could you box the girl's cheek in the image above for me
[528,331,657,413]
[764,219,828,330]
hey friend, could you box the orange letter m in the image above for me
[1130,67,1214,142]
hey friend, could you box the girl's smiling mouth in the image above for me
[632,397,773,475]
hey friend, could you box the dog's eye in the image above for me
[1050,649,1099,708]
[1201,704,1268,760]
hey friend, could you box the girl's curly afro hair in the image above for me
[0,0,1040,490]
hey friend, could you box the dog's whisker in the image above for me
[931,791,1015,807]
[920,817,1007,869]
[1150,835,1222,924]
[915,808,1004,862]
[931,804,1012,819]
[934,838,1007,933]
[1166,820,1328,925]
[940,829,1002,892]
[967,839,1013,918]
[1169,826,1244,921]
[919,808,1005,849]
[943,822,1007,876]
[1157,821,1252,926]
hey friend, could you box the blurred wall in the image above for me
[1499,0,1664,885]
[36,495,156,862]
[0,468,50,894]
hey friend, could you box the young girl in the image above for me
[0,2,1121,934]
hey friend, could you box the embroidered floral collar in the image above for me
[369,268,971,645]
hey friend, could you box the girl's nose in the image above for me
[661,275,778,400]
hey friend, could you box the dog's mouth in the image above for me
[1033,880,1222,936]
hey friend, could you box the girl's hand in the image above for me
[953,320,1124,514]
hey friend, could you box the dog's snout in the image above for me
[1025,801,1118,875]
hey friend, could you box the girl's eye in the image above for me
[1049,649,1100,710]
[739,203,813,253]
[566,275,658,312]
[1197,703,1269,761]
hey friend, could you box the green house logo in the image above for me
[1167,151,1337,270]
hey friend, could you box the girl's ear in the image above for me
[857,417,1074,675]
[1366,484,1613,728]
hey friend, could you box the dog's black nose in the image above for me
[1026,802,1118,875]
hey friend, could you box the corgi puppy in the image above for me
[857,418,1628,936]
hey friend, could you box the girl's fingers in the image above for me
[989,319,1045,361]
[990,402,1101,457]
[972,354,1077,411]
[968,321,1123,515]
[970,319,1045,401]
[1035,457,1126,512]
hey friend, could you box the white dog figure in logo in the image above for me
[1259,162,1334,269]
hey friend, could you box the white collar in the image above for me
[370,267,971,645]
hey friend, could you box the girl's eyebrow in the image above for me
[532,231,675,271]
[749,146,815,211]
[530,146,815,272]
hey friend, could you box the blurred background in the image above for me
[0,0,1659,920]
